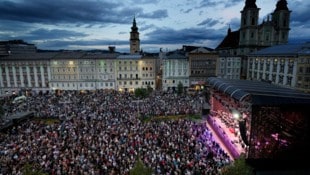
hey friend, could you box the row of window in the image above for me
[220,68,240,74]
[191,61,216,67]
[52,82,114,88]
[164,80,188,84]
[249,71,293,85]
[2,74,47,84]
[251,64,294,74]
[220,62,241,67]
[118,61,139,64]
[118,67,138,71]
[2,80,47,88]
[299,67,310,74]
[1,66,48,74]
[164,71,188,76]
[250,58,294,64]
[118,81,154,86]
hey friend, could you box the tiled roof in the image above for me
[182,45,214,52]
[216,31,240,50]
[82,53,119,59]
[53,52,85,59]
[0,52,58,60]
[249,42,310,56]
[165,51,187,59]
[117,54,142,59]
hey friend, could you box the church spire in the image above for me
[274,0,289,12]
[131,16,138,32]
[243,0,257,10]
[227,24,231,34]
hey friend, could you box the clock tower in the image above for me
[130,16,140,54]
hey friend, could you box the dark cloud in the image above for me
[198,18,222,27]
[138,10,168,19]
[0,0,165,25]
[289,2,310,27]
[39,39,129,49]
[140,24,157,32]
[143,27,225,45]
[181,8,193,14]
[199,0,241,8]
[128,0,160,4]
[26,29,88,40]
[0,0,308,52]
[0,20,35,32]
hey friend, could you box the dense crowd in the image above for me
[0,90,231,174]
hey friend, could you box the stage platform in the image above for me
[206,115,246,159]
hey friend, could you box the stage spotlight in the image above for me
[232,110,240,120]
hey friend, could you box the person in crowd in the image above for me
[0,90,231,174]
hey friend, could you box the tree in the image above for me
[22,163,48,175]
[146,84,153,94]
[221,154,254,175]
[130,159,153,175]
[134,88,148,99]
[177,82,184,95]
[0,105,4,121]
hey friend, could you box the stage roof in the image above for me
[207,77,310,105]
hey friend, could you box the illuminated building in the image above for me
[247,42,310,93]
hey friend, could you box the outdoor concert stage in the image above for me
[206,77,310,170]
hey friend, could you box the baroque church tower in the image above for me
[217,0,291,55]
[272,0,291,45]
[130,16,140,54]
[239,0,259,48]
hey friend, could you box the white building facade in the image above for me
[216,56,241,79]
[247,43,310,93]
[0,53,55,95]
[162,51,189,91]
[1,52,158,95]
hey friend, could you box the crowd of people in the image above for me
[0,90,231,174]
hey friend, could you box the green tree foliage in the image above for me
[22,163,48,175]
[221,154,254,175]
[134,88,148,99]
[130,159,153,175]
[177,82,184,95]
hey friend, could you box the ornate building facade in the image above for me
[187,46,218,89]
[216,0,291,79]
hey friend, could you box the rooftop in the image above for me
[117,54,142,59]
[207,77,310,105]
[249,42,310,56]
